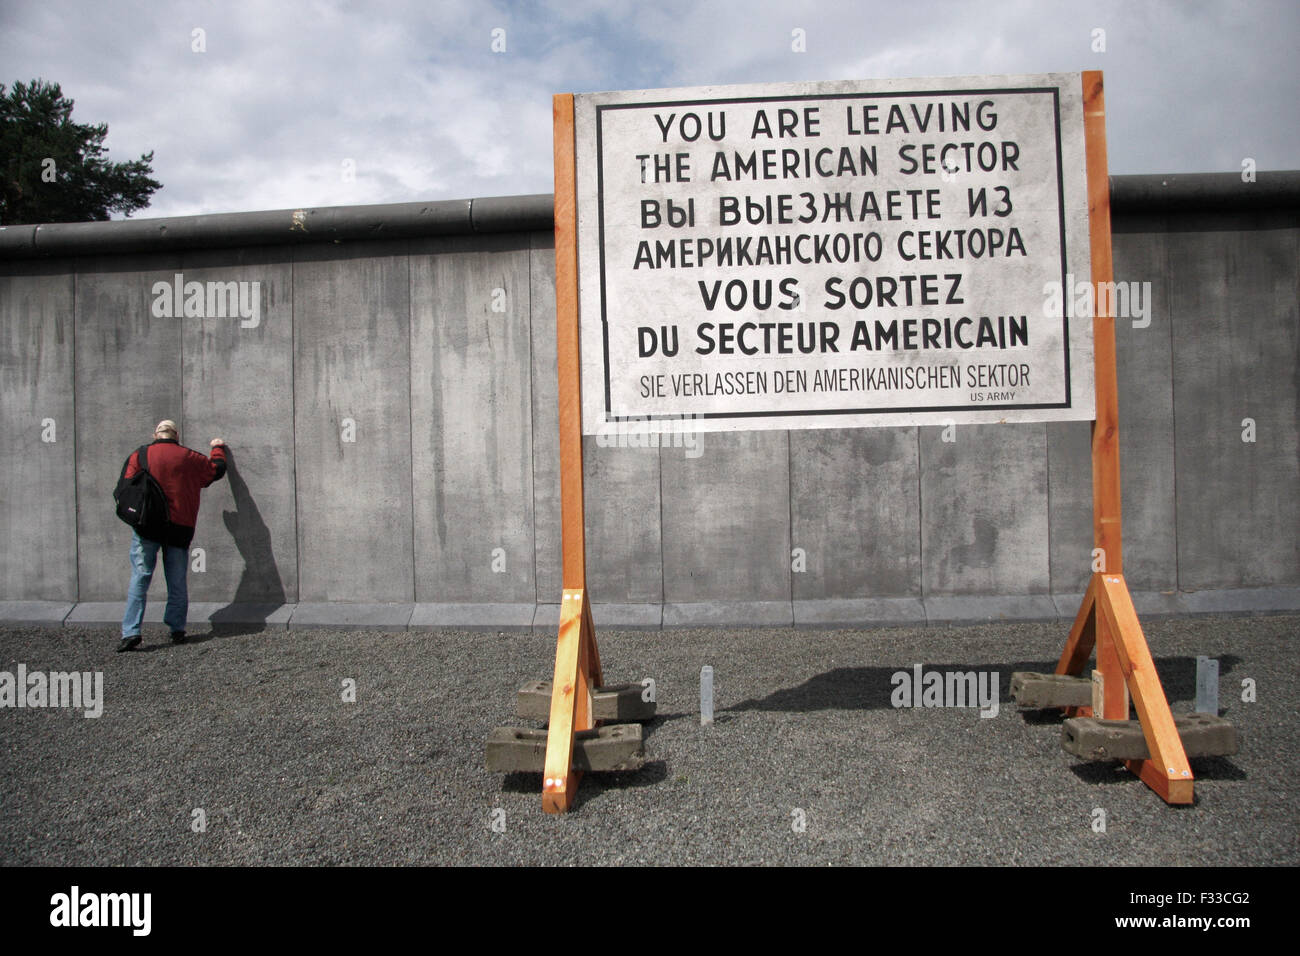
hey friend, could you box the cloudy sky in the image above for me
[2,0,1296,219]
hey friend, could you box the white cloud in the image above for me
[1,0,1295,218]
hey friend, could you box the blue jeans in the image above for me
[122,532,189,637]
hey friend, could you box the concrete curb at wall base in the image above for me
[2,174,1295,259]
[409,603,535,632]
[663,601,796,627]
[1050,588,1300,619]
[530,604,665,634]
[59,601,295,629]
[794,598,927,627]
[63,602,142,626]
[288,604,414,630]
[923,594,1060,625]
[1179,587,1300,615]
[7,588,1295,633]
[0,601,75,625]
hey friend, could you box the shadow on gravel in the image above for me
[726,660,1050,713]
[571,762,670,809]
[1067,762,1145,786]
[133,638,182,654]
[496,761,670,806]
[1152,654,1245,701]
[123,617,284,651]
[725,656,1242,714]
[1176,756,1248,781]
[641,712,735,738]
[1067,755,1246,787]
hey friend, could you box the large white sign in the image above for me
[573,74,1095,434]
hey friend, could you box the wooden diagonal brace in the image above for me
[1095,574,1194,804]
[542,589,598,813]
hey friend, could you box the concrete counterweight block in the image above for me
[515,679,657,723]
[1010,671,1094,708]
[484,724,646,773]
[1061,713,1240,761]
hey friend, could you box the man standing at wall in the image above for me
[118,420,227,652]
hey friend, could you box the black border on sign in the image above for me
[590,86,1074,423]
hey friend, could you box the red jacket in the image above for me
[124,439,227,545]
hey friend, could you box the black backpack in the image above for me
[114,444,170,543]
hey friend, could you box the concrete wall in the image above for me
[1,178,1296,629]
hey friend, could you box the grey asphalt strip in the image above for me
[1,614,1295,866]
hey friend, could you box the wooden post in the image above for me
[553,93,586,594]
[1083,70,1130,723]
[542,93,604,813]
[1056,72,1192,803]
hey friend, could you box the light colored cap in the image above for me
[154,419,178,438]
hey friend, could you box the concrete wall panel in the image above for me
[293,242,413,602]
[583,437,663,605]
[920,424,1051,596]
[0,264,77,599]
[533,232,664,608]
[1169,214,1300,588]
[74,256,184,600]
[410,234,534,603]
[1046,420,1092,595]
[790,428,921,599]
[1113,218,1179,590]
[529,235,562,603]
[661,431,791,603]
[180,248,297,604]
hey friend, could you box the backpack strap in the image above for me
[119,444,151,482]
[118,445,145,483]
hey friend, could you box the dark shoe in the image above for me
[117,635,142,653]
[170,631,187,644]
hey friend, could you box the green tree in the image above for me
[1,79,162,225]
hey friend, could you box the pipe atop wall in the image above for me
[0,193,555,259]
[1110,171,1300,213]
[2,173,1297,259]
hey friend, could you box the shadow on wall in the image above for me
[209,449,284,635]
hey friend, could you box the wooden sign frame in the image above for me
[1055,71,1192,803]
[541,71,1191,813]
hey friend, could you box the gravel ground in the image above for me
[0,614,1296,866]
